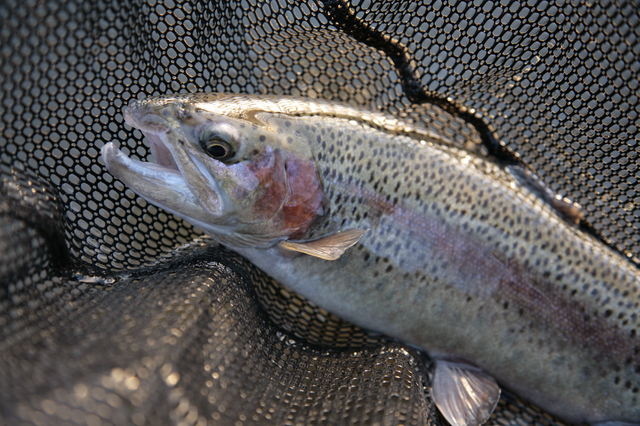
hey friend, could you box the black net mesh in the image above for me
[1,0,637,424]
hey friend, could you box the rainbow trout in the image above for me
[101,93,640,426]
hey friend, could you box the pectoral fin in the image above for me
[277,228,368,260]
[432,360,501,426]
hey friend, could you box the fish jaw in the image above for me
[100,141,227,235]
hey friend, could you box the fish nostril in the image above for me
[176,109,192,121]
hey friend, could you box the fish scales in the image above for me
[255,113,640,422]
[102,93,640,425]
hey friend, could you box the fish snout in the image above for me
[124,96,184,133]
[123,104,141,129]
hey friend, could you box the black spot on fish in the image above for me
[259,135,266,142]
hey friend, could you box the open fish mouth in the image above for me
[124,130,190,181]
[101,106,223,224]
[145,131,179,172]
[123,106,180,173]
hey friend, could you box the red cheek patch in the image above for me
[245,148,286,223]
[240,150,324,235]
[283,155,324,237]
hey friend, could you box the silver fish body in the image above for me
[102,93,640,425]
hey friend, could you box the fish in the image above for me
[101,93,640,426]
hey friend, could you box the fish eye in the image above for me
[201,134,235,161]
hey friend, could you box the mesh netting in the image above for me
[1,0,638,424]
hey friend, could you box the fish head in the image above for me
[101,94,325,247]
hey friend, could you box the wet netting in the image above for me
[0,0,638,425]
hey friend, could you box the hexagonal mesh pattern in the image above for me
[1,0,637,424]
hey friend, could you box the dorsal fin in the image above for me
[507,165,584,224]
[432,359,501,426]
[277,228,368,260]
